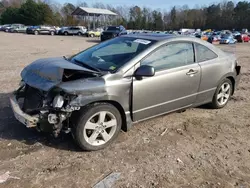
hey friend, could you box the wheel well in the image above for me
[227,76,235,94]
[81,100,127,131]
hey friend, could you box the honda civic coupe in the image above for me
[10,34,241,151]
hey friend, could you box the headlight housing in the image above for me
[53,95,64,108]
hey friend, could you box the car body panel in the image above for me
[86,30,101,37]
[58,26,87,35]
[26,25,56,35]
[220,34,237,44]
[101,25,127,41]
[132,63,201,121]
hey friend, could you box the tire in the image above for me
[77,32,82,36]
[34,30,39,35]
[50,31,55,36]
[90,33,94,38]
[72,103,122,151]
[210,78,233,109]
[64,32,68,36]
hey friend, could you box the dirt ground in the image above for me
[0,32,250,188]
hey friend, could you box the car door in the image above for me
[193,42,221,105]
[39,26,48,34]
[71,27,78,34]
[132,42,201,121]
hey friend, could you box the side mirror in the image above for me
[134,65,155,79]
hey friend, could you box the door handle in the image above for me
[186,69,198,76]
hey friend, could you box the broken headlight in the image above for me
[52,95,64,108]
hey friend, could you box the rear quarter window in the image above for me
[195,43,218,62]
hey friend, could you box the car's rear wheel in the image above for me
[210,78,233,109]
[72,103,122,151]
[50,31,55,36]
[34,30,39,35]
[90,33,94,38]
[64,31,68,36]
[77,32,82,36]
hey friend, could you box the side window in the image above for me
[196,43,218,62]
[141,42,194,71]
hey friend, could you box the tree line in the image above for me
[1,0,250,30]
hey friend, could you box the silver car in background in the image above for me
[10,34,241,151]
[58,26,87,36]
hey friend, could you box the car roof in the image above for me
[120,33,226,57]
[122,33,189,41]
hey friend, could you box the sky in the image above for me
[60,0,239,10]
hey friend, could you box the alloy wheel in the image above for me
[217,83,231,106]
[83,111,117,146]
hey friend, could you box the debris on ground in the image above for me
[0,171,20,183]
[143,137,150,143]
[176,158,184,165]
[93,172,121,188]
[160,128,168,136]
[176,129,183,135]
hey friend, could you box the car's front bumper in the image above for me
[9,93,38,128]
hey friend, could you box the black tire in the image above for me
[77,32,82,36]
[34,30,39,35]
[64,31,68,36]
[90,33,94,38]
[50,31,55,36]
[210,78,233,109]
[72,103,122,151]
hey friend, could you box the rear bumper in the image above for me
[9,93,38,128]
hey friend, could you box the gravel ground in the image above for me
[0,32,250,188]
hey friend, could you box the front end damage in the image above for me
[10,57,132,137]
[10,83,80,137]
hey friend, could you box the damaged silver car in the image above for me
[10,34,241,151]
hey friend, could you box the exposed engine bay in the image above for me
[15,82,81,137]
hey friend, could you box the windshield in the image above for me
[107,26,120,31]
[70,37,155,72]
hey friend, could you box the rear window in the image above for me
[195,43,218,62]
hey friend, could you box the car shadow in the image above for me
[196,104,213,109]
[0,92,82,152]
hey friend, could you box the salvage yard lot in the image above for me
[0,32,250,188]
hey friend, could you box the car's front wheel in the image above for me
[210,78,233,109]
[72,103,122,151]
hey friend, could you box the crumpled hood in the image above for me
[21,57,96,91]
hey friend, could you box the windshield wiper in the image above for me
[73,59,102,73]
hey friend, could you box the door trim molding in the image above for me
[134,104,192,123]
